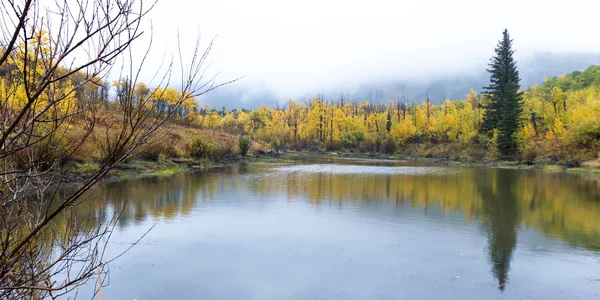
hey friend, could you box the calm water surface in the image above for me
[76,157,600,299]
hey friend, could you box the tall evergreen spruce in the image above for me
[481,29,523,156]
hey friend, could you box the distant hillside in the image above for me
[197,52,600,108]
[340,52,600,104]
[535,64,600,93]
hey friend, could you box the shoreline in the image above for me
[279,150,598,168]
[65,151,600,185]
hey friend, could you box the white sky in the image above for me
[138,0,600,97]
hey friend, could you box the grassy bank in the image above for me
[67,157,240,183]
[66,147,600,185]
[67,151,285,184]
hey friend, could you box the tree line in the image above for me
[5,29,596,165]
[147,29,599,164]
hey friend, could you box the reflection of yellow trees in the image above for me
[55,168,243,231]
[65,166,600,253]
[271,171,484,220]
[99,171,231,223]
[517,173,600,249]
[251,168,600,251]
[44,165,599,295]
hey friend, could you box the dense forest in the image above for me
[165,32,598,165]
[124,64,600,166]
[3,33,599,168]
[3,35,599,175]
[190,67,599,165]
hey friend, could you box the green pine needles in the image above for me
[481,29,524,157]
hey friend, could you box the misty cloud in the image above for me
[132,0,600,108]
[197,52,600,109]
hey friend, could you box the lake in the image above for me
[74,156,600,299]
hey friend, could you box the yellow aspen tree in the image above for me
[459,102,478,144]
[391,115,416,145]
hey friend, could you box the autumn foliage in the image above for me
[177,65,599,165]
[3,34,599,166]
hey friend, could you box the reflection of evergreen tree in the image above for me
[477,169,520,291]
[60,164,600,262]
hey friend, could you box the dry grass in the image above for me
[61,113,261,164]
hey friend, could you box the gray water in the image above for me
[76,157,600,299]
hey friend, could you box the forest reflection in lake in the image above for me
[71,158,600,299]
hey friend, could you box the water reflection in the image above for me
[69,162,600,292]
[478,169,519,291]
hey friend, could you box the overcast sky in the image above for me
[139,0,600,97]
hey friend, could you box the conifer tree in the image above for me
[386,110,392,133]
[481,29,523,156]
